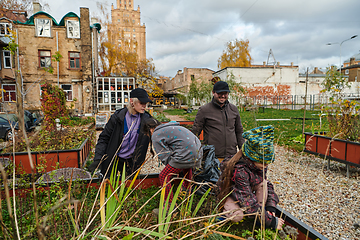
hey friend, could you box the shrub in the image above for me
[40,83,68,130]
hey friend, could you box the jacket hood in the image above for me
[154,121,180,132]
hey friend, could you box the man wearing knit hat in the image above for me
[192,80,245,161]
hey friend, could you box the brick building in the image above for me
[342,57,360,83]
[164,67,215,93]
[0,7,100,114]
[110,0,146,61]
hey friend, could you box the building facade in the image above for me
[164,67,215,93]
[110,0,146,61]
[213,63,300,97]
[0,7,100,114]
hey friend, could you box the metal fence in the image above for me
[239,93,360,111]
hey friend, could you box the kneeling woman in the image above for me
[144,119,203,203]
[217,125,284,230]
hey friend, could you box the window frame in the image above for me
[2,84,16,102]
[35,18,51,37]
[3,50,11,68]
[61,84,73,101]
[66,20,80,39]
[38,50,51,68]
[68,52,81,69]
[0,22,12,36]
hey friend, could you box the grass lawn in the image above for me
[164,107,328,152]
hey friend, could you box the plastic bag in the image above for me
[193,145,220,195]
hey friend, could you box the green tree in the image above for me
[187,78,212,106]
[226,73,247,108]
[217,38,252,69]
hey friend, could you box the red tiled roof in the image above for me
[0,8,27,23]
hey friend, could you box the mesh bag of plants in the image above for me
[193,145,220,195]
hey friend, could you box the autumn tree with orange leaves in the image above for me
[96,3,163,98]
[217,38,252,69]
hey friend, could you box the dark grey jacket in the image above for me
[192,98,245,158]
[152,122,202,169]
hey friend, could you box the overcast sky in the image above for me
[48,0,360,77]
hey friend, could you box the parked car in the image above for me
[0,111,37,141]
[0,116,18,141]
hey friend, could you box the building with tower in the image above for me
[111,0,146,61]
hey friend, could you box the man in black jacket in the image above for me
[89,88,153,177]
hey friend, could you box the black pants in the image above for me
[116,156,134,176]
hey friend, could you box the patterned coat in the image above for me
[222,156,279,229]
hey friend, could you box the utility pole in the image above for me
[302,68,309,135]
[15,29,24,134]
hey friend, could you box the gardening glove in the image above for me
[88,159,101,173]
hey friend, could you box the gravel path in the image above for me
[268,146,360,240]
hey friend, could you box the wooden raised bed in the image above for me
[304,132,360,176]
[0,137,92,175]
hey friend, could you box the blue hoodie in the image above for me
[152,122,202,169]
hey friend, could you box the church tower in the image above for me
[111,0,146,60]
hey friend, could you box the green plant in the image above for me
[320,66,360,142]
[152,111,170,122]
[40,83,68,131]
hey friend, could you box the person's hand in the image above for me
[267,211,274,216]
[88,159,100,173]
[277,217,285,230]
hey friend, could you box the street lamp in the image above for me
[327,35,358,75]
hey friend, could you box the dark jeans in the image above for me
[116,156,134,176]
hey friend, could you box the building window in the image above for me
[2,84,16,102]
[3,51,11,68]
[118,19,120,22]
[35,18,51,37]
[345,69,349,75]
[133,34,136,38]
[39,50,51,68]
[132,20,135,24]
[191,75,195,81]
[61,84,73,101]
[69,52,81,69]
[66,20,80,38]
[0,23,12,36]
[133,28,135,32]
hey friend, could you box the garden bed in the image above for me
[0,137,92,175]
[304,132,360,177]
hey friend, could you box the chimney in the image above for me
[33,1,42,13]
[263,61,266,67]
[277,62,280,66]
[177,70,182,75]
[350,57,356,66]
[314,67,318,73]
[291,62,293,67]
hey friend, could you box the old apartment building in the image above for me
[0,9,27,110]
[110,0,146,61]
[0,6,100,114]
